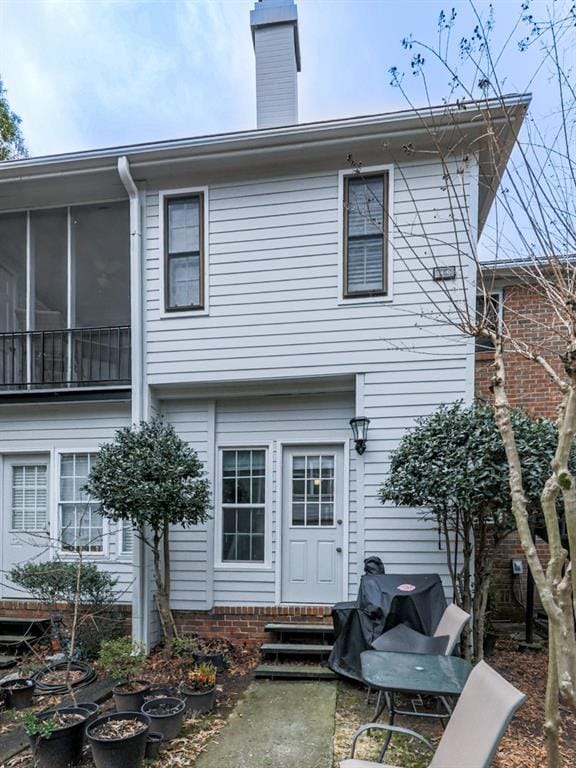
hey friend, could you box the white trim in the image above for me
[214,442,273,570]
[354,373,366,600]
[205,400,216,608]
[277,439,349,606]
[337,163,395,305]
[53,448,110,559]
[158,186,210,319]
[465,155,480,405]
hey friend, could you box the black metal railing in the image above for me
[0,326,131,391]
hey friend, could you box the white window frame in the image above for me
[55,449,109,558]
[158,186,210,318]
[337,164,395,305]
[118,519,134,557]
[214,443,273,570]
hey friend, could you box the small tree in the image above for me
[380,401,565,660]
[0,77,26,160]
[86,418,211,642]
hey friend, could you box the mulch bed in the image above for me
[2,640,260,768]
[333,638,576,768]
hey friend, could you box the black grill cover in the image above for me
[328,573,446,682]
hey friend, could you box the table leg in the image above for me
[379,692,396,759]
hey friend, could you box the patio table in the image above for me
[360,649,472,745]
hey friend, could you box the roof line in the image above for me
[0,93,531,173]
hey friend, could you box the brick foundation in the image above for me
[174,605,333,647]
[0,599,132,630]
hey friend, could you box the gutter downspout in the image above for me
[118,155,148,649]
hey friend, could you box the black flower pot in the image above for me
[28,707,89,768]
[112,680,151,712]
[79,702,101,728]
[145,732,163,759]
[143,686,174,702]
[1,677,35,710]
[180,685,216,714]
[87,711,151,768]
[141,697,185,741]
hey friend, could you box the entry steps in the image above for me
[255,622,338,681]
[0,616,50,669]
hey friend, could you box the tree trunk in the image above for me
[545,632,562,768]
[151,528,176,644]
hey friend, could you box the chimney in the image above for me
[250,0,301,129]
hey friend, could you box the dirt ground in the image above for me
[333,638,576,768]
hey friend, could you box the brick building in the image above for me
[475,260,562,618]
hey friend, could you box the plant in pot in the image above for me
[24,707,89,768]
[87,711,151,768]
[98,637,150,711]
[180,662,217,714]
[0,677,36,709]
[141,696,186,741]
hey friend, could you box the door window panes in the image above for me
[221,449,266,563]
[291,455,335,527]
[11,465,48,531]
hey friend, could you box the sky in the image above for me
[0,0,567,158]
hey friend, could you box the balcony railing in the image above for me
[0,326,131,391]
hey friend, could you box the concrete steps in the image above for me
[256,621,336,681]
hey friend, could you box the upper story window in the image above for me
[344,173,388,298]
[165,194,204,312]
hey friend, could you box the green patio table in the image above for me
[360,650,472,746]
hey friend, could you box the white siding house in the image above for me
[0,0,529,647]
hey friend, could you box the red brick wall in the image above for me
[475,284,564,419]
[475,281,560,617]
[174,605,332,647]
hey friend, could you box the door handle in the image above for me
[336,547,342,553]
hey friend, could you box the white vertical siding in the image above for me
[254,24,298,128]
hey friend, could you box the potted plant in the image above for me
[24,707,89,768]
[145,731,163,759]
[98,637,151,711]
[141,696,186,740]
[180,662,217,714]
[87,711,151,768]
[0,677,36,709]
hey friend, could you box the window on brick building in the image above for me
[476,292,501,352]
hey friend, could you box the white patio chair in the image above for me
[371,603,471,656]
[341,660,526,768]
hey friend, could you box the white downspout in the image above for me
[118,155,149,648]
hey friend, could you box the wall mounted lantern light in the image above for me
[350,416,370,455]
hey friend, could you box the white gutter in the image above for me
[117,155,149,649]
[0,93,532,177]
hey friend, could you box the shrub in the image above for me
[98,637,146,682]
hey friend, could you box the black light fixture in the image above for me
[350,416,370,455]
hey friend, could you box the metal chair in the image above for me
[371,603,471,656]
[340,660,526,768]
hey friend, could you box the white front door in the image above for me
[1,456,51,597]
[281,445,344,604]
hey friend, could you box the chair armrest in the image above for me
[350,722,435,762]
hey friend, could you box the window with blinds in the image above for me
[121,520,133,554]
[11,464,48,531]
[165,194,204,311]
[344,173,388,297]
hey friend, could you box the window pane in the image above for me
[71,202,130,328]
[292,503,305,526]
[236,534,251,561]
[237,477,251,504]
[237,509,252,533]
[0,213,27,332]
[252,508,265,534]
[237,451,251,476]
[347,238,384,294]
[251,450,265,471]
[223,534,237,561]
[222,478,236,504]
[347,176,384,236]
[222,450,236,476]
[31,209,68,331]
[168,198,199,254]
[251,476,265,504]
[307,503,320,526]
[168,254,200,308]
[223,508,236,534]
[251,535,264,562]
[321,503,334,526]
